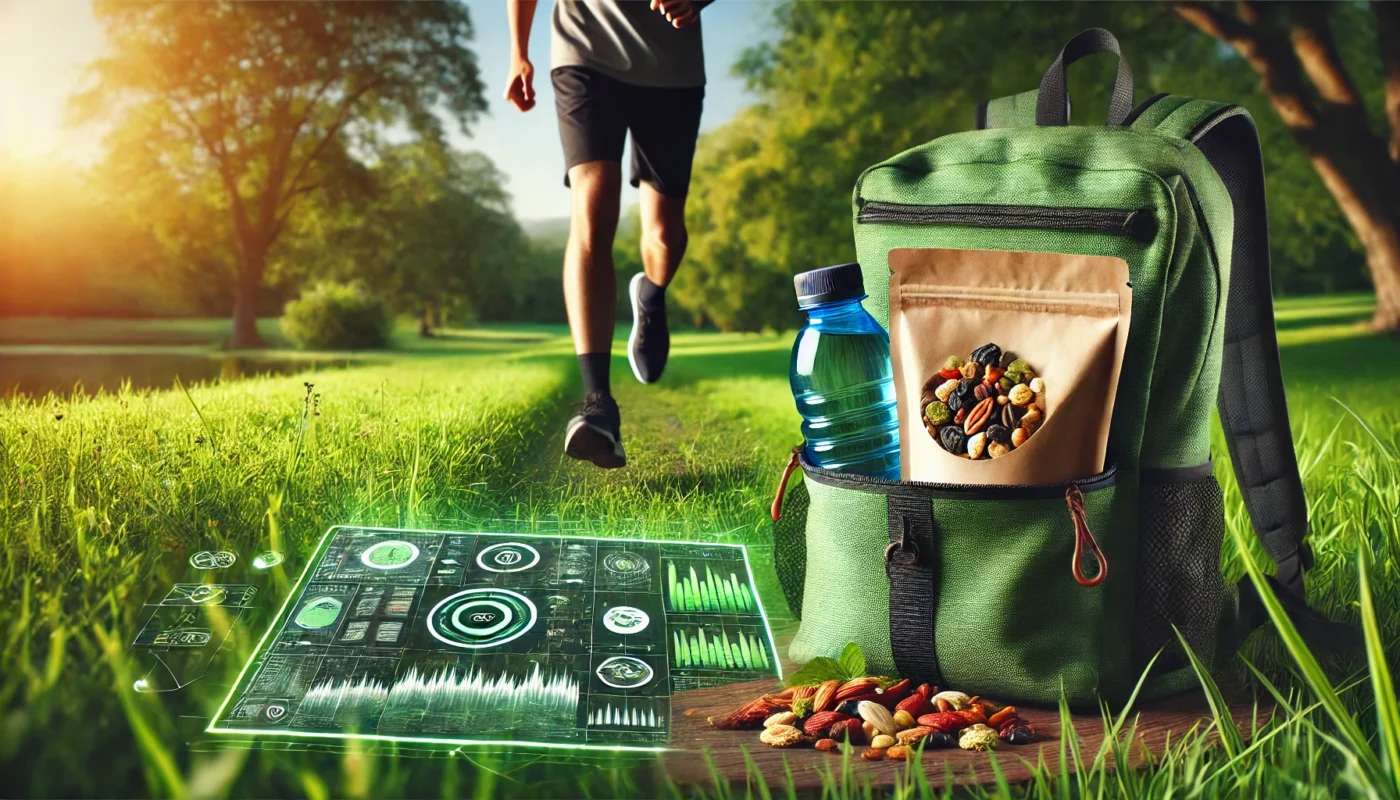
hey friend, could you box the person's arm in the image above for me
[504,0,538,112]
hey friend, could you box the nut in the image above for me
[870,734,896,749]
[861,748,885,761]
[958,723,999,751]
[896,726,934,744]
[959,361,982,381]
[966,432,986,459]
[763,712,798,729]
[1001,403,1024,428]
[1011,427,1029,448]
[931,691,970,710]
[1005,359,1030,382]
[997,394,1010,406]
[760,724,803,747]
[830,718,864,743]
[895,695,932,717]
[1008,383,1034,406]
[891,710,917,731]
[998,376,1014,393]
[916,711,968,734]
[803,710,850,738]
[963,397,995,435]
[791,696,813,718]
[987,706,1018,728]
[989,441,1012,459]
[836,677,879,700]
[934,379,959,403]
[887,745,909,761]
[813,679,841,713]
[861,720,879,741]
[857,700,897,736]
[1020,406,1044,435]
[935,698,953,712]
[1029,377,1044,394]
[814,738,839,752]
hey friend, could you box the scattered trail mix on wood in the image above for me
[708,678,1035,760]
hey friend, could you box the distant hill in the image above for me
[520,214,638,249]
[521,217,571,248]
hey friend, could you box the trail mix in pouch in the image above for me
[920,343,1047,459]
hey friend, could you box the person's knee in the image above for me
[643,219,688,265]
[569,164,622,256]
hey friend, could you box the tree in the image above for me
[1172,1,1400,332]
[281,144,533,331]
[72,1,487,347]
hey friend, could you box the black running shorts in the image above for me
[552,66,705,198]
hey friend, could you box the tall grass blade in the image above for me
[1358,527,1400,793]
[1228,517,1391,793]
[1174,626,1244,759]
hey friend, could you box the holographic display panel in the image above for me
[208,527,779,749]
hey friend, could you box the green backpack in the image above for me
[772,28,1331,705]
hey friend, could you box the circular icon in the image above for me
[595,656,655,689]
[360,540,421,571]
[263,703,288,722]
[295,596,344,629]
[427,588,537,649]
[252,551,284,569]
[190,551,236,569]
[601,551,651,586]
[186,585,228,605]
[476,542,541,573]
[602,606,650,635]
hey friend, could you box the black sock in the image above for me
[578,353,611,397]
[637,275,666,309]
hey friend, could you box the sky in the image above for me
[0,0,775,221]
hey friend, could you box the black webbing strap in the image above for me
[1190,108,1312,598]
[885,494,942,685]
[1035,28,1135,127]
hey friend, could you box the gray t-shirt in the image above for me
[551,0,705,88]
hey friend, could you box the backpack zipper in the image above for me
[856,202,1157,241]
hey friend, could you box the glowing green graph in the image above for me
[671,626,770,670]
[665,561,756,614]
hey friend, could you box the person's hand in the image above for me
[650,0,698,29]
[505,55,536,112]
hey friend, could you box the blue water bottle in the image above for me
[789,263,901,480]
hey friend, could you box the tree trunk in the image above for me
[419,300,436,337]
[1359,213,1400,331]
[229,249,267,350]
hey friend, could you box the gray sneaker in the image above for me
[564,392,626,469]
[627,272,669,384]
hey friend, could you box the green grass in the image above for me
[1,295,1398,797]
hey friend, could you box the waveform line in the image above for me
[297,674,389,720]
[382,662,579,718]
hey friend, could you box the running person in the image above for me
[504,0,708,469]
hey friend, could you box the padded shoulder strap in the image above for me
[1137,97,1311,597]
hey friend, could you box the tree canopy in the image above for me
[72,1,488,346]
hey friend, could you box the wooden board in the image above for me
[664,677,1271,789]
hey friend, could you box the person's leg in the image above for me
[624,83,704,384]
[553,66,628,468]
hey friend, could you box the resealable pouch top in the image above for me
[889,247,1132,485]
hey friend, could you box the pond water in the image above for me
[1,353,356,399]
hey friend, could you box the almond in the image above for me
[802,710,850,738]
[830,718,864,743]
[895,695,933,717]
[812,679,841,713]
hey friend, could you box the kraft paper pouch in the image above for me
[889,248,1132,485]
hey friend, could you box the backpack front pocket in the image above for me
[789,456,1128,707]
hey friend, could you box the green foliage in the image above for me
[677,2,1379,332]
[786,642,868,687]
[279,281,391,350]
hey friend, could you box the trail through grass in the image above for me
[1,300,1398,797]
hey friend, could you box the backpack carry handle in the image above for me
[1036,28,1135,127]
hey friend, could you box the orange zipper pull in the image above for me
[771,445,803,522]
[1065,484,1107,588]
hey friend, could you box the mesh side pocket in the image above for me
[772,478,809,620]
[1134,469,1229,672]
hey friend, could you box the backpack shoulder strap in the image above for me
[1134,96,1312,597]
